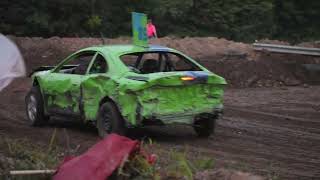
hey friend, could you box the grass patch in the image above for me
[0,130,62,180]
[0,135,217,180]
[136,139,216,179]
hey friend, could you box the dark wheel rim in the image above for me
[27,95,37,123]
[101,108,112,133]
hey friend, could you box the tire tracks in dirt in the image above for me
[211,104,320,179]
[0,80,319,179]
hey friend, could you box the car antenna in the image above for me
[100,32,106,45]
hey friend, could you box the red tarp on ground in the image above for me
[53,134,139,180]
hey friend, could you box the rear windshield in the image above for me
[120,51,201,74]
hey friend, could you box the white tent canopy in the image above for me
[0,34,26,91]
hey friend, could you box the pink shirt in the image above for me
[147,23,157,38]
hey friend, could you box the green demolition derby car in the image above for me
[26,44,227,137]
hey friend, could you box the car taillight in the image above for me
[180,76,195,81]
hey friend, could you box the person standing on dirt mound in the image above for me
[147,19,157,39]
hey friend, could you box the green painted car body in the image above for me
[30,44,227,127]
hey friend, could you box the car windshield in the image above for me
[120,51,201,74]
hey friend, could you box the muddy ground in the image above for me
[0,37,320,179]
[0,78,319,179]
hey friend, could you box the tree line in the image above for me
[1,0,319,42]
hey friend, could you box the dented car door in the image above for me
[40,51,97,116]
[41,73,83,116]
[79,53,110,121]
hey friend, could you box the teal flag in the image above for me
[132,12,148,47]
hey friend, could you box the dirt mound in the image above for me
[201,53,319,87]
[8,36,320,87]
[150,37,254,60]
[256,39,290,46]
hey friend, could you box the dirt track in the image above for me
[1,36,320,179]
[0,78,319,179]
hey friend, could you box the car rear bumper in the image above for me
[140,104,223,126]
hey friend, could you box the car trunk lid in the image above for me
[128,71,226,123]
[125,71,226,88]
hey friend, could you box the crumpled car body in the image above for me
[29,44,227,132]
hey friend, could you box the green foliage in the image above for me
[168,151,193,179]
[117,153,160,179]
[86,15,102,32]
[0,130,60,180]
[4,130,60,171]
[167,149,215,179]
[274,0,320,43]
[0,0,319,42]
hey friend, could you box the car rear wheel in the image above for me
[193,116,216,138]
[97,102,127,137]
[25,86,49,126]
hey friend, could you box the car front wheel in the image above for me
[97,102,127,137]
[25,86,48,126]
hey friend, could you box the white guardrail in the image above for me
[253,43,320,56]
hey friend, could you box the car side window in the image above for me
[138,53,160,74]
[120,51,201,74]
[121,54,139,67]
[167,53,200,71]
[57,52,96,75]
[89,54,108,74]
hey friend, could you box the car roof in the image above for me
[80,44,177,55]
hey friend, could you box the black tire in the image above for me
[25,86,49,126]
[193,116,216,138]
[97,102,127,137]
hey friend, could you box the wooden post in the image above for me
[9,170,56,175]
